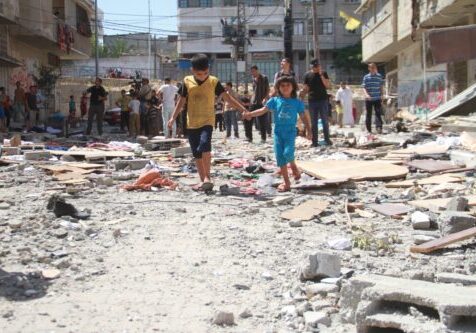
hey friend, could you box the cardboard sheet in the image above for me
[385,174,465,188]
[369,203,413,217]
[281,200,329,221]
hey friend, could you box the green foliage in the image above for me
[33,65,60,95]
[91,35,131,58]
[334,42,366,74]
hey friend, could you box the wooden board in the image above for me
[291,177,350,190]
[391,144,449,156]
[281,200,329,221]
[369,203,413,217]
[297,160,408,181]
[37,164,95,175]
[410,227,476,254]
[409,195,476,211]
[64,162,105,170]
[406,159,459,173]
[385,174,465,188]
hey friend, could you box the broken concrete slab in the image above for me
[445,196,469,211]
[339,274,476,332]
[438,211,476,235]
[113,159,150,171]
[297,160,408,182]
[299,252,341,281]
[436,273,476,286]
[369,203,413,217]
[303,311,331,328]
[281,200,329,221]
[410,227,476,254]
[407,159,460,173]
[385,174,465,188]
[24,151,51,161]
[171,146,192,158]
[409,195,476,212]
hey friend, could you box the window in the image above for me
[76,5,92,37]
[294,21,304,35]
[344,0,360,3]
[319,18,333,35]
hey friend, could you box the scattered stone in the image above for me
[438,211,476,235]
[281,305,298,318]
[8,220,22,230]
[411,211,431,230]
[327,238,352,251]
[239,309,253,319]
[0,202,11,210]
[24,289,38,297]
[41,269,61,280]
[436,273,476,286]
[233,284,250,290]
[305,283,339,297]
[303,311,330,327]
[445,196,468,211]
[212,311,235,326]
[52,229,68,239]
[300,252,341,281]
[413,234,438,245]
[261,272,274,281]
[289,220,303,228]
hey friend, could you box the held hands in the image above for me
[242,111,252,121]
[167,118,175,130]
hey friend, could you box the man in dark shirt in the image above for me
[248,65,270,143]
[300,59,332,146]
[25,85,39,130]
[86,77,107,136]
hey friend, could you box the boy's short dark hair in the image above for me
[191,54,209,71]
[250,65,258,71]
[226,82,233,87]
[164,77,171,82]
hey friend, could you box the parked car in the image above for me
[104,107,121,125]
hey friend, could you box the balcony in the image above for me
[0,0,19,24]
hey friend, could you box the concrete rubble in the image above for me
[1,113,476,332]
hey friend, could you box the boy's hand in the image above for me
[167,118,175,130]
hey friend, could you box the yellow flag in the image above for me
[339,10,361,31]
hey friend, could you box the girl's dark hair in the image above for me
[282,57,292,65]
[275,75,298,98]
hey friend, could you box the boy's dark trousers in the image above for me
[251,104,267,141]
[215,113,224,131]
[365,99,383,133]
[244,119,253,142]
[120,111,129,131]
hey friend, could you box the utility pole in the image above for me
[153,35,157,80]
[94,0,98,78]
[311,0,320,62]
[236,0,246,91]
[148,0,151,79]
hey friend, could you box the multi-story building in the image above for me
[0,0,98,94]
[291,0,362,82]
[357,0,476,117]
[103,33,178,60]
[177,0,286,81]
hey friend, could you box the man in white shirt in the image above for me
[335,82,354,127]
[159,77,178,138]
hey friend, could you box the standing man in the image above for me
[13,81,26,123]
[115,89,131,132]
[25,85,40,130]
[139,78,152,136]
[362,63,384,134]
[249,65,270,143]
[86,77,107,136]
[158,78,178,138]
[335,82,354,128]
[223,82,240,139]
[300,59,332,146]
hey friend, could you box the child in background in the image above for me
[168,54,247,191]
[244,76,311,192]
[68,95,76,127]
[128,94,141,138]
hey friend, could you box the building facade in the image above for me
[357,0,476,117]
[291,0,362,82]
[177,0,285,82]
[0,0,98,96]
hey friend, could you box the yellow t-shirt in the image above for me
[184,75,219,129]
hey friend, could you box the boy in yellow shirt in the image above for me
[168,54,247,191]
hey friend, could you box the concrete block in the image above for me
[450,150,476,168]
[114,159,150,171]
[438,211,476,236]
[299,252,341,281]
[411,211,431,230]
[339,274,476,332]
[171,146,192,158]
[23,150,51,161]
[303,311,330,328]
[436,273,476,286]
[305,283,339,297]
[1,147,21,155]
[445,196,469,212]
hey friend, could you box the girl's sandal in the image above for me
[277,183,291,192]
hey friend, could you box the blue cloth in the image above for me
[265,97,304,167]
[0,105,5,119]
[266,96,305,128]
[362,73,384,101]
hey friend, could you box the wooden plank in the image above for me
[391,144,449,156]
[64,162,105,169]
[369,203,413,217]
[409,195,476,211]
[37,164,94,175]
[281,200,329,221]
[410,227,476,254]
[385,174,465,188]
[297,160,408,181]
[48,149,134,158]
[407,159,460,173]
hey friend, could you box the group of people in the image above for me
[0,82,45,133]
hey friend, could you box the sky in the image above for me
[98,0,178,37]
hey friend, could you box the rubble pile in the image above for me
[1,114,476,332]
